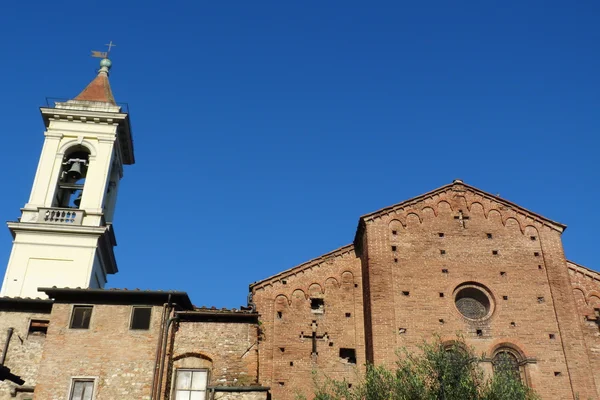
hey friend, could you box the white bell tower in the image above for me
[0,56,135,298]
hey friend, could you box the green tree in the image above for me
[299,337,538,400]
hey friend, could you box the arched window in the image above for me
[493,348,524,382]
[54,147,90,209]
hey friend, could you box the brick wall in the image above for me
[34,303,163,400]
[252,246,364,400]
[358,183,596,400]
[568,261,600,399]
[169,318,260,389]
[250,182,599,400]
[0,307,50,400]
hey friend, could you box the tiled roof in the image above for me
[73,71,116,104]
[40,287,193,310]
[0,296,53,313]
[193,305,255,313]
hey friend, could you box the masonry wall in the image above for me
[568,261,600,399]
[252,246,364,400]
[0,309,50,400]
[360,184,597,400]
[169,319,260,387]
[33,303,164,400]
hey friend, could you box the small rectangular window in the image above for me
[130,307,152,330]
[70,306,92,329]
[175,369,208,399]
[339,348,357,364]
[69,379,94,400]
[28,319,49,336]
[310,298,325,314]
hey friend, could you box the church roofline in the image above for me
[355,180,566,240]
[40,287,194,310]
[567,260,600,280]
[249,243,355,291]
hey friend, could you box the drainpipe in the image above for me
[0,328,14,365]
[150,295,171,400]
[156,309,179,399]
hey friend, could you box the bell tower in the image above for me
[0,55,135,298]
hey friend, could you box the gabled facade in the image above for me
[251,180,599,400]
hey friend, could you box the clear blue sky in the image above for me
[0,1,598,308]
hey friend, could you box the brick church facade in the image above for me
[1,60,599,400]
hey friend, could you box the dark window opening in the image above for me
[442,269,449,274]
[537,297,545,303]
[279,347,285,353]
[339,348,357,364]
[289,361,294,366]
[70,306,92,329]
[391,246,397,252]
[282,280,287,285]
[538,265,543,270]
[510,322,516,327]
[530,236,537,241]
[500,271,506,276]
[329,342,334,347]
[130,307,152,330]
[28,319,49,336]
[487,233,493,239]
[394,258,398,263]
[440,249,446,255]
[476,329,483,336]
[402,291,410,296]
[310,298,325,314]
[492,250,499,255]
[503,296,508,300]
[439,292,444,298]
[392,230,397,235]
[345,312,351,318]
[554,372,561,377]
[534,252,540,257]
[439,319,445,324]
[438,233,445,238]
[277,311,283,319]
[549,333,555,339]
[54,147,91,209]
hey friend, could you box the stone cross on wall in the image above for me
[454,210,470,228]
[300,320,328,358]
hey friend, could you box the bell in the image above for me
[73,192,82,207]
[66,161,83,181]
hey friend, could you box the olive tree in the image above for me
[298,337,538,400]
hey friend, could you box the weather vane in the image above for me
[91,41,116,59]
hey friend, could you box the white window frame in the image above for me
[67,377,98,400]
[172,368,209,400]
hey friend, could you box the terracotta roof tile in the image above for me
[74,71,116,104]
